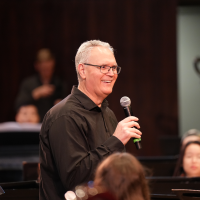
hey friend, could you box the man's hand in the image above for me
[113,116,142,145]
[32,84,55,100]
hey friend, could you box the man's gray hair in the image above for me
[75,40,114,81]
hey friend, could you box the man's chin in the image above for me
[102,89,113,97]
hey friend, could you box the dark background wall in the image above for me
[0,0,178,156]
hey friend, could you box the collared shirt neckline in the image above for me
[71,86,109,111]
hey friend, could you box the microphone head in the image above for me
[120,96,131,107]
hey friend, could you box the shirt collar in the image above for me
[71,86,109,111]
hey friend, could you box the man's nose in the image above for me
[107,68,115,76]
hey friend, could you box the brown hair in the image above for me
[36,48,55,62]
[94,152,150,200]
[173,141,200,177]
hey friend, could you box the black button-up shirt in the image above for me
[39,86,124,200]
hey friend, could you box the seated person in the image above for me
[0,104,41,132]
[181,129,200,147]
[15,48,68,122]
[93,152,150,200]
[15,104,40,123]
[173,141,200,177]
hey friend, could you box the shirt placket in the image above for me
[101,108,109,136]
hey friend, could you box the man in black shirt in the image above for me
[39,40,142,200]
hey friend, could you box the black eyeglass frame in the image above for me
[83,63,121,74]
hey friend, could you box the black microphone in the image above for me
[120,96,142,150]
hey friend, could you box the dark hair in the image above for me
[94,152,150,200]
[36,48,55,62]
[173,141,200,177]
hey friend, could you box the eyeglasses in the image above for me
[84,63,121,74]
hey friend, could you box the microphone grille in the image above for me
[120,96,131,107]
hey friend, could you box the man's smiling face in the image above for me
[84,46,118,101]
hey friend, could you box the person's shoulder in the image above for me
[44,93,84,123]
[21,75,39,85]
[52,76,66,85]
[52,76,62,82]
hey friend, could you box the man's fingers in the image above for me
[122,116,138,123]
[131,128,142,136]
[127,128,142,139]
[113,116,141,145]
[126,121,140,129]
[131,132,141,139]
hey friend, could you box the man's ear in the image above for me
[78,63,86,79]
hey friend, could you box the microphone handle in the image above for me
[123,107,142,150]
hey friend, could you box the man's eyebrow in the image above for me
[101,63,118,66]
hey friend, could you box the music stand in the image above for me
[0,186,5,195]
[172,189,200,200]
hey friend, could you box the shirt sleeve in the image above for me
[15,79,35,110]
[48,114,124,191]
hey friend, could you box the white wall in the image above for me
[177,6,200,136]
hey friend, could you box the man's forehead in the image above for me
[88,46,117,64]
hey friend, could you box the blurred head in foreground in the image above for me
[174,141,200,177]
[181,129,200,147]
[15,104,40,123]
[94,152,150,200]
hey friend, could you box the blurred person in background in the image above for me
[15,104,40,124]
[181,129,200,147]
[93,152,150,200]
[173,141,200,177]
[0,104,41,132]
[15,48,68,122]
